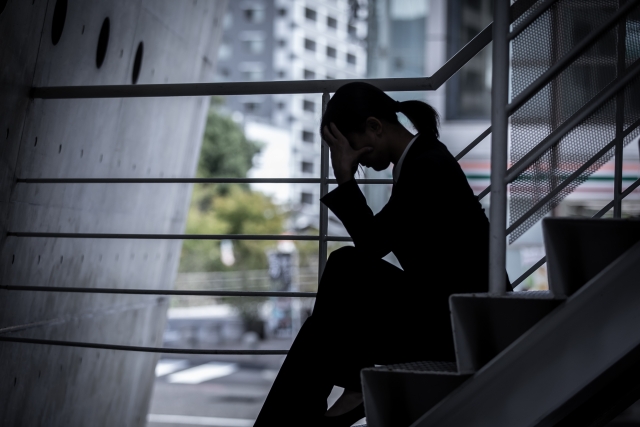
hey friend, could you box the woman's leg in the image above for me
[254,247,368,426]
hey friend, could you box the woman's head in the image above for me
[319,82,439,171]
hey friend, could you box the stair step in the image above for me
[362,361,469,427]
[451,291,564,373]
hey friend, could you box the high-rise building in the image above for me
[216,0,367,228]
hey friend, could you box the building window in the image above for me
[326,46,337,59]
[346,53,356,65]
[348,24,357,37]
[244,102,260,113]
[302,130,314,143]
[241,32,266,54]
[304,69,316,79]
[303,100,315,112]
[305,7,317,21]
[304,38,316,52]
[239,62,264,81]
[301,192,314,205]
[327,16,337,29]
[218,42,232,60]
[223,12,233,30]
[243,6,265,23]
[301,161,314,174]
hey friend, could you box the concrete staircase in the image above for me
[361,218,640,427]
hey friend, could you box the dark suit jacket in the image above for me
[321,133,505,301]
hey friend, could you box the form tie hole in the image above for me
[132,41,144,84]
[51,0,67,45]
[120,49,123,58]
[38,255,41,264]
[96,18,110,68]
[60,256,63,264]
[81,25,85,35]
[12,254,15,264]
[58,145,62,153]
[34,137,38,147]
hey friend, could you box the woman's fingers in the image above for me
[322,126,336,146]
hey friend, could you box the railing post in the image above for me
[489,0,510,295]
[614,0,627,218]
[318,92,330,279]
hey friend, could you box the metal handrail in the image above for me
[0,336,288,355]
[1,285,316,298]
[508,0,560,41]
[15,177,393,185]
[28,1,536,100]
[506,57,640,183]
[507,0,640,116]
[6,232,353,242]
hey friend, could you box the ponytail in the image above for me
[396,100,440,139]
[320,82,440,140]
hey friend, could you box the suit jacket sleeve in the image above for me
[320,178,407,259]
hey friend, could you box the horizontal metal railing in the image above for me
[16,177,394,184]
[6,232,352,242]
[1,286,316,298]
[0,336,289,355]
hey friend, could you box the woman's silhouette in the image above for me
[254,82,506,426]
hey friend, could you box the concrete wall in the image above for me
[0,1,226,425]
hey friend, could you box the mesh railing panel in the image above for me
[508,0,640,242]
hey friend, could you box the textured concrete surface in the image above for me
[0,1,226,425]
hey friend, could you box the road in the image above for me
[146,346,363,427]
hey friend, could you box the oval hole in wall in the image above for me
[51,0,67,46]
[96,17,110,68]
[0,0,8,16]
[132,41,143,84]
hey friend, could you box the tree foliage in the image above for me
[179,102,285,274]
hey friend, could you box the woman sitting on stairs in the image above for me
[254,82,509,427]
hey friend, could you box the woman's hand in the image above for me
[322,123,372,185]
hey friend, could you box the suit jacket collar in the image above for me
[391,133,433,193]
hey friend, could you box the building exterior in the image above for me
[216,0,367,230]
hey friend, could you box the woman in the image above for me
[254,82,506,427]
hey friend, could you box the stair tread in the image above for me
[370,360,458,374]
[453,290,560,300]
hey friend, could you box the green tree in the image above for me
[197,100,261,184]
